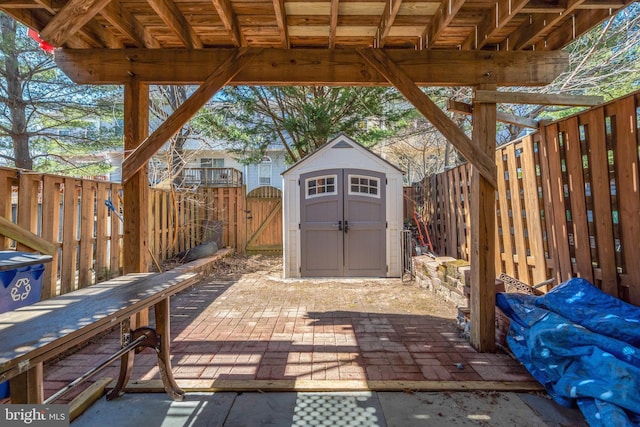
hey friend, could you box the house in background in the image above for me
[151,139,288,193]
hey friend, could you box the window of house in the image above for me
[306,175,337,198]
[348,175,380,197]
[258,156,272,186]
[200,158,224,168]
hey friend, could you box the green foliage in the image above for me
[0,12,123,175]
[193,86,413,163]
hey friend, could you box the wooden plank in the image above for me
[123,81,150,275]
[0,169,16,250]
[69,377,113,422]
[0,216,56,256]
[39,0,112,48]
[461,0,529,50]
[211,0,245,47]
[0,270,199,384]
[54,48,569,87]
[41,176,62,299]
[520,136,551,285]
[79,180,95,288]
[329,0,339,48]
[461,164,472,260]
[118,379,544,393]
[423,0,465,49]
[470,84,497,353]
[614,96,640,305]
[61,178,78,294]
[121,48,262,182]
[100,0,161,49]
[543,123,573,283]
[475,90,603,107]
[495,148,514,277]
[146,0,203,49]
[94,183,109,282]
[17,174,39,252]
[447,169,458,256]
[246,200,282,248]
[272,0,290,48]
[582,109,617,296]
[9,362,43,404]
[561,118,593,283]
[109,186,122,278]
[357,48,497,189]
[447,99,538,129]
[377,0,404,47]
[506,144,529,282]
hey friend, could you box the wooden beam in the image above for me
[0,215,56,255]
[272,0,290,48]
[146,0,203,49]
[474,90,603,106]
[462,0,529,50]
[101,0,161,49]
[357,48,497,188]
[121,48,261,182]
[501,0,586,51]
[123,81,150,275]
[377,0,403,48]
[422,0,465,49]
[38,0,112,48]
[534,5,631,51]
[54,48,569,86]
[69,377,113,422]
[470,83,497,353]
[329,0,339,48]
[447,99,539,129]
[211,0,246,47]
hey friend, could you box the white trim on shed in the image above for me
[282,134,403,278]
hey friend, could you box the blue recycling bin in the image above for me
[0,251,52,398]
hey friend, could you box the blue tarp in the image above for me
[496,278,640,426]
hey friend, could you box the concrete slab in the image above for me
[72,393,236,427]
[378,391,549,427]
[71,391,586,426]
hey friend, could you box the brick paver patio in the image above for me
[42,255,534,403]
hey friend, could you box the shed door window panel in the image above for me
[306,175,337,198]
[349,175,379,197]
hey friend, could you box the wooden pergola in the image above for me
[2,0,636,352]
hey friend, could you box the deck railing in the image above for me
[418,89,640,306]
[182,167,243,187]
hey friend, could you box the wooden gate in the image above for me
[245,186,283,253]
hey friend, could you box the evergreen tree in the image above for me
[0,13,122,176]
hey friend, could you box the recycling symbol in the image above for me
[10,278,31,302]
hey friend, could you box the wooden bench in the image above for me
[0,248,232,404]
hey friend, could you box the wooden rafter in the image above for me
[462,0,529,50]
[329,0,339,48]
[422,0,465,49]
[534,5,631,51]
[54,48,568,86]
[272,0,290,48]
[101,0,161,49]
[211,0,246,47]
[121,48,262,182]
[39,0,112,48]
[146,0,203,49]
[377,0,404,48]
[474,90,603,106]
[357,48,497,188]
[447,99,538,129]
[502,0,586,51]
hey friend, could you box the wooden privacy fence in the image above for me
[420,90,640,306]
[0,167,246,300]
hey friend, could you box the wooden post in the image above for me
[123,80,150,325]
[9,363,44,404]
[470,84,497,352]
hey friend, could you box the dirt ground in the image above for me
[202,253,458,319]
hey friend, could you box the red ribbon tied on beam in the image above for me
[27,28,55,53]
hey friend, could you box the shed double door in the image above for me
[300,169,386,277]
